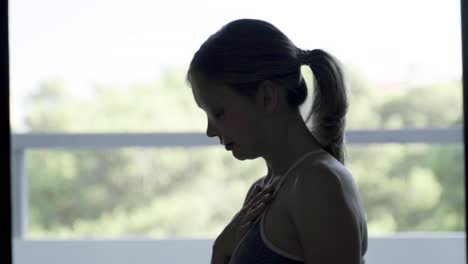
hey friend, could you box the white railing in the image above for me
[10,127,466,264]
[12,234,466,264]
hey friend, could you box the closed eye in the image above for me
[214,110,224,119]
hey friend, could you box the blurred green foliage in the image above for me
[20,64,464,238]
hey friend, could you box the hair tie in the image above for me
[297,49,310,65]
[297,48,319,65]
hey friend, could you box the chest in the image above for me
[261,182,304,259]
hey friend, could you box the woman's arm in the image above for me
[289,164,362,264]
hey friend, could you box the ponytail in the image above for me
[185,18,349,164]
[297,49,349,164]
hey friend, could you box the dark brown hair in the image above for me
[186,19,349,164]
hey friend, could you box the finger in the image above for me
[240,193,269,215]
[256,184,274,197]
[263,184,275,193]
[244,206,265,224]
[245,202,267,220]
[251,186,262,198]
[240,198,273,227]
[246,185,263,204]
[254,184,262,193]
[252,186,275,203]
[258,184,274,196]
[239,220,252,230]
[244,185,262,207]
[244,192,263,208]
[255,192,273,204]
[245,187,274,210]
[248,197,272,216]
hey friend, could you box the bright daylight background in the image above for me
[9,0,463,239]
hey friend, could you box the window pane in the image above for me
[347,144,464,234]
[27,143,463,238]
[27,147,266,238]
[10,0,462,132]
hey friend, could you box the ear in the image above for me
[256,80,278,114]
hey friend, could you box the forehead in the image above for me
[191,78,233,109]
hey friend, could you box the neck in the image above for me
[261,112,322,184]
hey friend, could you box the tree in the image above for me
[22,65,464,237]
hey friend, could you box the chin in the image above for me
[231,151,246,160]
[232,148,260,161]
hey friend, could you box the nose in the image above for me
[206,120,218,138]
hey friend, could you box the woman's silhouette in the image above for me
[186,18,368,264]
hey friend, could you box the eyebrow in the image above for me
[193,94,203,109]
[194,99,201,108]
[197,101,221,116]
[194,98,209,113]
[195,100,208,111]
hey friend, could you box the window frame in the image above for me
[5,0,468,262]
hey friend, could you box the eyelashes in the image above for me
[214,110,224,119]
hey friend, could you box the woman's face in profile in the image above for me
[191,77,264,160]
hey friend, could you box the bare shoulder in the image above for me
[289,153,360,206]
[290,153,349,194]
[288,152,357,218]
[287,153,367,262]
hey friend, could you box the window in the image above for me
[10,0,463,263]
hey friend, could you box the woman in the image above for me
[186,18,368,264]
